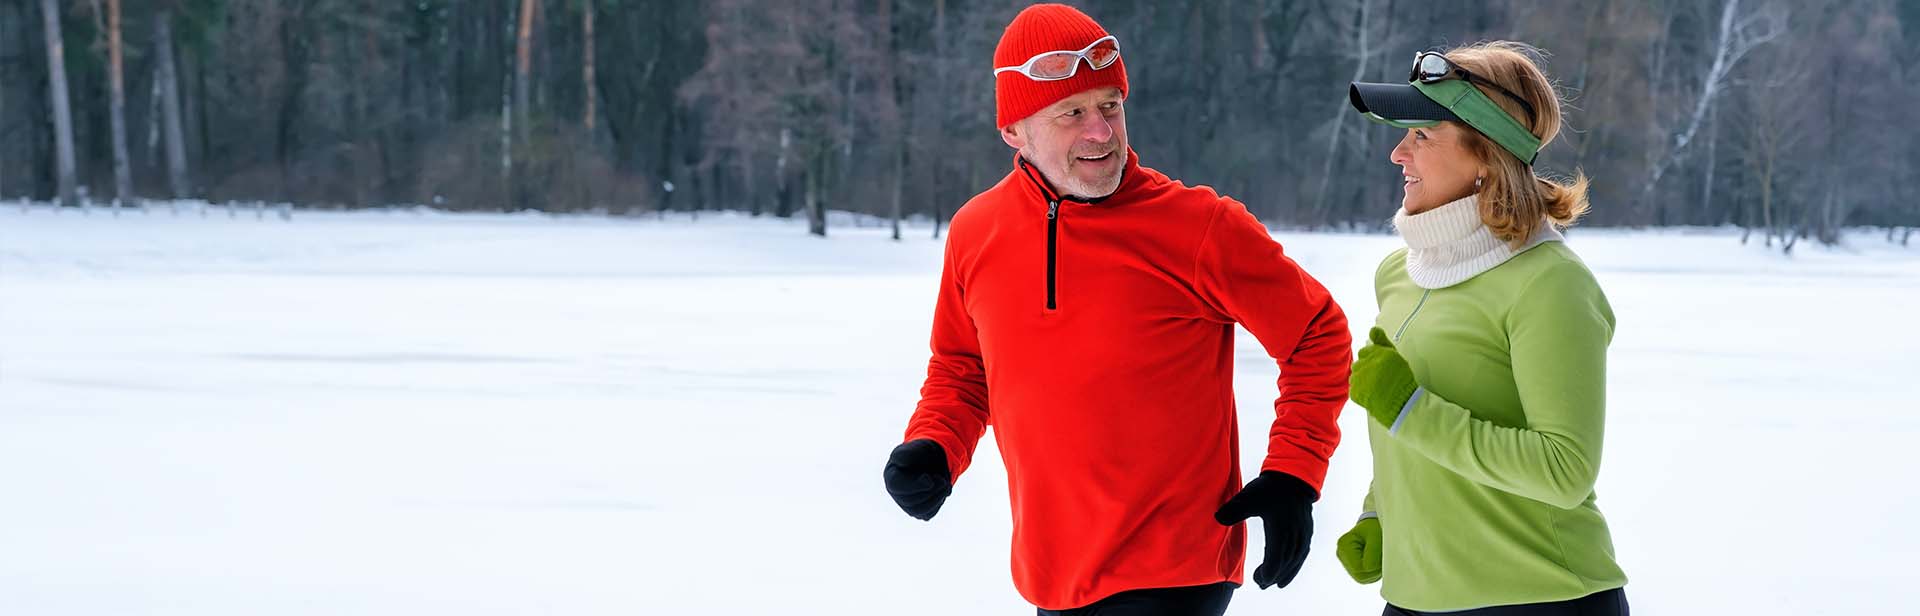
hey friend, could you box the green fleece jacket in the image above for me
[1363,240,1627,611]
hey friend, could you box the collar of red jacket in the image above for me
[1012,147,1147,206]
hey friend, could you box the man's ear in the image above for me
[999,121,1026,150]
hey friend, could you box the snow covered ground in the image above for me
[2,202,1914,614]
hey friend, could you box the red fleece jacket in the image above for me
[902,149,1351,609]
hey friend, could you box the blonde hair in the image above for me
[1442,41,1589,247]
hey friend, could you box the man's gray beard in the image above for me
[1077,164,1123,198]
[1023,148,1123,199]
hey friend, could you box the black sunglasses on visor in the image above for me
[1411,51,1536,127]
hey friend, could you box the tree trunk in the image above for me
[1761,151,1776,248]
[515,0,537,144]
[354,0,381,208]
[807,158,826,237]
[775,127,792,218]
[192,34,210,186]
[277,6,310,204]
[709,156,724,214]
[106,0,133,210]
[500,77,513,209]
[501,2,515,210]
[891,141,905,241]
[740,149,759,217]
[883,0,902,241]
[41,0,80,207]
[1700,100,1717,225]
[152,9,188,200]
[582,0,595,133]
[839,51,855,221]
[930,0,947,241]
[890,141,906,241]
[1310,0,1372,228]
[1,65,7,201]
[1819,182,1841,246]
[658,106,678,213]
[1638,0,1779,224]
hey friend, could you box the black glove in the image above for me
[1213,471,1317,589]
[883,439,952,521]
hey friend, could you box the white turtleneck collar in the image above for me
[1391,194,1564,289]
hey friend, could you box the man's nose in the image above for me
[1082,115,1113,143]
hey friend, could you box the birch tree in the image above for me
[41,0,80,207]
[1638,0,1785,223]
[153,4,190,201]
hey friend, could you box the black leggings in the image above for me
[1384,588,1628,616]
[1036,582,1236,616]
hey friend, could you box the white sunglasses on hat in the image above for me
[993,35,1121,81]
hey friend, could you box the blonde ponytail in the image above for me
[1442,41,1591,248]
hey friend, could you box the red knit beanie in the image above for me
[993,4,1128,128]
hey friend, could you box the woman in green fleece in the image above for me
[1338,42,1628,615]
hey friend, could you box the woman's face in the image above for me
[1390,122,1485,214]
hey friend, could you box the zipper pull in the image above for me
[1046,200,1060,220]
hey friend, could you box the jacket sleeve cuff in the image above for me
[1389,388,1424,435]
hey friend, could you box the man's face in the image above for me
[1000,87,1128,199]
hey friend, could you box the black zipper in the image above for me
[1016,155,1124,312]
[1046,198,1060,310]
[1018,158,1065,312]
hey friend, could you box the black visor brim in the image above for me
[1349,82,1460,127]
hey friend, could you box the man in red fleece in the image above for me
[882,4,1352,615]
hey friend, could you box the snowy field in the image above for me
[2,202,1915,614]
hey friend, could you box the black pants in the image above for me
[1384,588,1628,616]
[1036,582,1236,616]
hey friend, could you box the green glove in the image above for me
[1350,327,1419,427]
[1336,517,1383,584]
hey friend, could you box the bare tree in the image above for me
[927,0,947,240]
[1,63,6,202]
[40,0,80,207]
[501,1,516,206]
[1698,95,1718,225]
[1309,0,1391,228]
[1638,0,1785,223]
[1733,33,1809,252]
[1807,0,1901,247]
[95,0,134,211]
[581,0,595,133]
[276,0,312,204]
[1,0,1912,232]
[153,4,191,201]
[881,0,904,241]
[515,0,537,143]
[684,0,872,236]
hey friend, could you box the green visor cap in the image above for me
[1348,78,1541,165]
